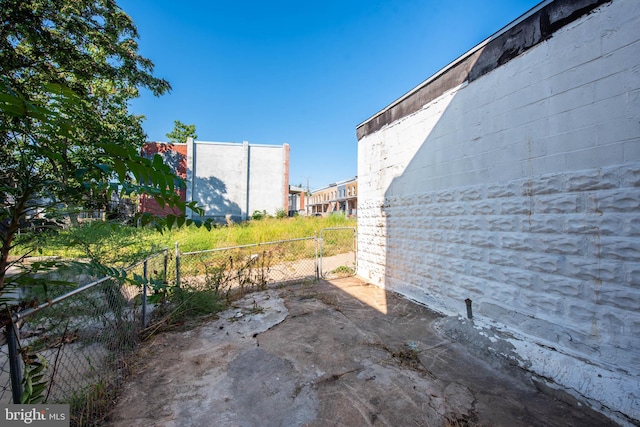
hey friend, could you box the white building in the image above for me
[356,0,640,424]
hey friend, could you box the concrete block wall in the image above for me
[186,139,289,222]
[247,144,290,217]
[357,0,640,423]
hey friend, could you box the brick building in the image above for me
[307,177,357,217]
[139,142,187,217]
[140,139,290,222]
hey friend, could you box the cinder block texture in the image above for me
[357,0,640,423]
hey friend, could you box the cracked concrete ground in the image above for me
[106,277,617,427]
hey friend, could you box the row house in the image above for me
[307,177,357,217]
[288,185,306,216]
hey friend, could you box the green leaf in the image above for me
[97,142,131,158]
[0,101,25,116]
[24,378,32,395]
[44,83,79,100]
[166,214,176,229]
[31,383,47,395]
[113,158,127,181]
[152,153,164,168]
[30,363,46,376]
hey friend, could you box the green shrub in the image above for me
[330,265,355,277]
[251,210,267,220]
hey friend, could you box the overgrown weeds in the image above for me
[329,265,355,277]
[68,379,114,427]
[14,215,356,266]
[141,249,275,337]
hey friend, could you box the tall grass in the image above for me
[16,215,356,266]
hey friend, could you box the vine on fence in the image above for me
[20,352,48,404]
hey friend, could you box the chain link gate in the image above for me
[319,227,357,279]
[175,227,357,294]
[176,236,319,298]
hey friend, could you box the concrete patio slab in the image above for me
[106,277,617,426]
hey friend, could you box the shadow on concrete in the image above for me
[106,277,615,427]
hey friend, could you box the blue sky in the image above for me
[119,0,541,191]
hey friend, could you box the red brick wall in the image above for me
[139,142,187,217]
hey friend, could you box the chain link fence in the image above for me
[177,227,356,297]
[178,237,319,301]
[0,250,168,426]
[0,331,9,403]
[318,227,357,279]
[0,227,356,425]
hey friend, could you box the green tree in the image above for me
[0,0,206,299]
[166,120,197,143]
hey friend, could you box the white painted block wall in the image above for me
[186,140,288,221]
[192,142,247,219]
[247,145,288,216]
[357,0,640,422]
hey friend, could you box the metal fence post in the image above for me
[353,227,358,274]
[142,260,148,329]
[175,242,181,289]
[7,322,23,403]
[314,232,320,280]
[319,230,326,279]
[0,248,167,422]
[163,248,169,283]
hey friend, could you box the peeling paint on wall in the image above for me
[357,0,640,424]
